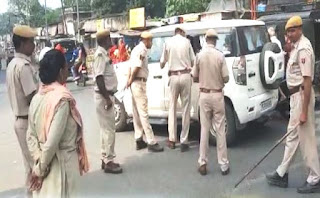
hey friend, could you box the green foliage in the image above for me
[8,0,60,27]
[0,12,18,35]
[91,0,166,18]
[63,0,92,11]
[47,8,61,25]
[166,0,212,17]
[91,0,127,16]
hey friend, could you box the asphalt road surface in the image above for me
[0,71,319,198]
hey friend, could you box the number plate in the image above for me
[261,98,272,111]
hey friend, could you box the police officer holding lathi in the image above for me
[266,16,320,194]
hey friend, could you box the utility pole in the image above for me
[235,0,239,19]
[45,0,49,40]
[60,0,68,35]
[76,0,80,42]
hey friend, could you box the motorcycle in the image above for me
[75,63,88,87]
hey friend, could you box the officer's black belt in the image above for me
[289,85,304,96]
[169,69,191,76]
[200,88,222,93]
[16,115,28,119]
[134,77,147,82]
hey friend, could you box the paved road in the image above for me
[0,71,319,198]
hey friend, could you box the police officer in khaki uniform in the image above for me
[192,29,230,176]
[6,25,38,196]
[266,16,320,193]
[93,29,123,174]
[126,32,164,152]
[160,27,195,152]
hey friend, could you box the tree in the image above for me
[166,0,212,17]
[8,0,59,27]
[64,0,92,8]
[91,0,166,18]
[91,0,127,16]
[0,12,19,35]
[127,0,166,18]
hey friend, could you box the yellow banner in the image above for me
[96,19,104,32]
[130,7,145,29]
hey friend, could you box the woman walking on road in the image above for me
[27,49,89,198]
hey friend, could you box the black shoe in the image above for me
[180,144,190,152]
[167,140,176,149]
[102,160,120,169]
[266,171,288,188]
[148,143,164,152]
[104,161,123,174]
[198,164,207,176]
[136,139,148,150]
[221,168,230,176]
[297,181,320,194]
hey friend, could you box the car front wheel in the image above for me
[114,98,128,132]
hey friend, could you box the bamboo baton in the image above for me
[234,129,296,188]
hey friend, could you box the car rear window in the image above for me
[148,28,236,63]
[237,26,269,55]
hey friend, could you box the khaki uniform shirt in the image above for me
[130,42,149,79]
[93,46,118,92]
[161,34,195,71]
[192,44,229,90]
[286,35,314,88]
[6,52,38,116]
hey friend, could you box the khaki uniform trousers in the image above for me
[94,93,116,163]
[198,92,229,171]
[15,118,33,197]
[131,80,157,145]
[276,89,320,185]
[168,73,192,144]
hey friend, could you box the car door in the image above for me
[146,37,168,115]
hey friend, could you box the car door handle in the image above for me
[248,72,256,78]
[153,75,162,79]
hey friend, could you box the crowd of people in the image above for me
[5,15,320,198]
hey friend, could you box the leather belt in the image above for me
[169,69,191,76]
[289,85,304,96]
[134,77,147,82]
[16,115,28,119]
[95,90,115,96]
[200,88,222,93]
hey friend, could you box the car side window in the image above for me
[188,29,236,57]
[237,26,269,55]
[148,37,170,63]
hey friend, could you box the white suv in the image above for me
[113,19,285,145]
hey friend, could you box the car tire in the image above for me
[114,98,128,132]
[259,42,282,90]
[208,101,237,147]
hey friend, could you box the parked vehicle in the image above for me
[114,19,285,146]
[259,9,320,119]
